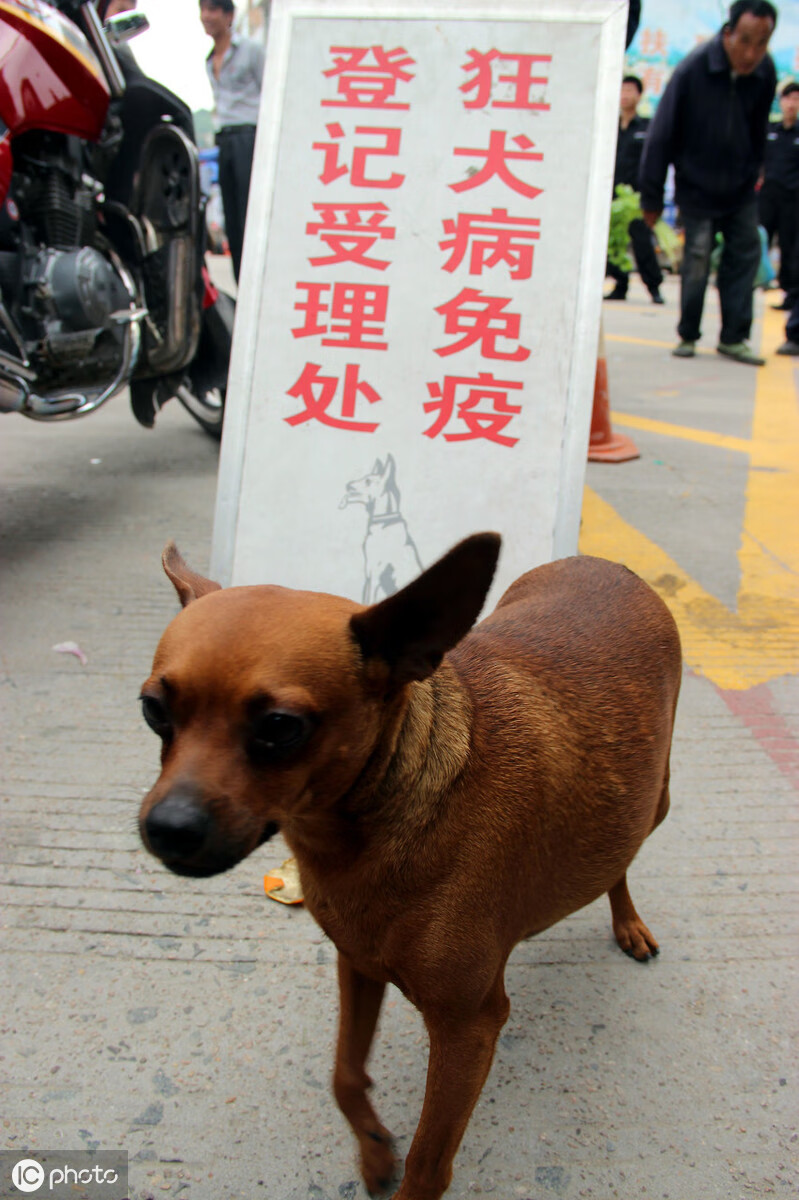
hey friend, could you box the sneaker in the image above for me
[776,339,799,356]
[651,289,665,304]
[604,285,627,301]
[717,341,765,366]
[672,340,696,357]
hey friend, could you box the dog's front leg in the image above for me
[396,977,510,1200]
[333,953,396,1193]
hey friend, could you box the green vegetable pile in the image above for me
[607,183,680,271]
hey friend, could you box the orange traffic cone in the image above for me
[588,321,639,462]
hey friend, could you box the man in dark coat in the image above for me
[605,75,664,304]
[639,0,778,365]
[759,81,799,311]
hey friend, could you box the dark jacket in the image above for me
[763,121,799,191]
[626,0,640,50]
[615,114,650,191]
[639,31,776,218]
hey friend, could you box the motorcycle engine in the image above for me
[14,243,132,377]
[29,245,130,339]
[2,133,133,380]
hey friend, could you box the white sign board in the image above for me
[212,0,627,604]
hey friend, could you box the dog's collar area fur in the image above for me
[342,663,472,837]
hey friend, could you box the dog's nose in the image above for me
[145,793,212,859]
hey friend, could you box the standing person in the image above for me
[775,290,799,354]
[200,0,265,283]
[639,0,778,365]
[605,75,665,305]
[759,81,799,311]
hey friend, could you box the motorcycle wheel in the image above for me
[176,289,235,439]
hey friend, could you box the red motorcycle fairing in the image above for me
[0,0,109,141]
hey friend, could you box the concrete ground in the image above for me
[1,262,797,1200]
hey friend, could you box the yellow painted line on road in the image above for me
[611,412,753,456]
[740,307,799,605]
[605,333,716,354]
[581,308,799,690]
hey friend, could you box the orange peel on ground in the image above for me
[263,857,304,905]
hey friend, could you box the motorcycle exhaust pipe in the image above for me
[0,370,28,413]
[0,338,34,412]
[21,308,145,420]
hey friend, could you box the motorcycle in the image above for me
[0,0,234,437]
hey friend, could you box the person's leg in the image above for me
[784,295,799,344]
[758,179,779,245]
[677,212,714,344]
[228,126,257,283]
[629,217,663,298]
[776,188,798,296]
[605,257,629,298]
[777,195,799,349]
[216,137,241,280]
[785,194,799,306]
[716,202,761,345]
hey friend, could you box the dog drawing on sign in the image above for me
[339,454,423,604]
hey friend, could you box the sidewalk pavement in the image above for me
[1,265,796,1200]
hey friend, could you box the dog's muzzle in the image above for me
[144,790,212,862]
[142,788,279,876]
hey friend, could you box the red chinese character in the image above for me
[285,362,381,432]
[305,202,395,269]
[292,282,389,349]
[322,45,416,109]
[439,208,541,279]
[434,288,530,361]
[424,371,523,446]
[450,131,543,198]
[313,123,405,188]
[460,49,551,111]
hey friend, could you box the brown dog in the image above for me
[139,534,681,1200]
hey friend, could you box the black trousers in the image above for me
[758,181,799,299]
[786,294,799,342]
[606,217,664,296]
[216,125,257,283]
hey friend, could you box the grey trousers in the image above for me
[678,202,761,345]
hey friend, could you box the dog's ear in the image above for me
[162,542,222,607]
[350,533,501,687]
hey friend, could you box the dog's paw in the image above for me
[613,917,659,962]
[361,1126,397,1196]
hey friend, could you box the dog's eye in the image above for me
[248,711,314,762]
[141,695,171,738]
